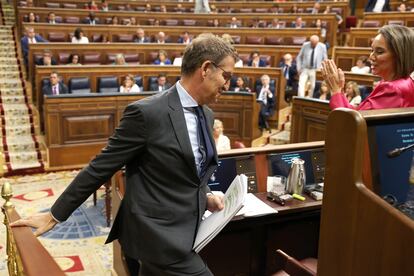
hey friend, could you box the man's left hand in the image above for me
[206,194,224,212]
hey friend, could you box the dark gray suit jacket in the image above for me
[51,86,218,265]
[42,82,69,95]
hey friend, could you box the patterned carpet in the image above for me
[0,170,113,275]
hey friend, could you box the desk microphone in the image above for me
[387,143,414,158]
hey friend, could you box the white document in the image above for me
[193,174,248,253]
[236,193,278,217]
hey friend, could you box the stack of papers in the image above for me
[193,174,247,253]
[236,193,278,217]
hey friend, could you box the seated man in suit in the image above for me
[154,31,170,43]
[178,31,192,44]
[247,51,266,68]
[82,11,100,25]
[46,12,58,24]
[134,28,149,43]
[12,33,237,276]
[150,73,172,92]
[35,50,57,66]
[21,26,47,64]
[42,71,69,95]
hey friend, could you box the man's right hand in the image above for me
[10,212,58,237]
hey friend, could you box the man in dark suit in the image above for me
[256,74,275,132]
[134,28,150,43]
[12,33,238,276]
[21,26,47,64]
[247,51,266,68]
[82,12,100,25]
[149,73,172,92]
[42,72,68,95]
[278,53,298,102]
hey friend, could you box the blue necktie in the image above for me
[194,106,214,177]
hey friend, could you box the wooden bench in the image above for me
[362,11,414,27]
[27,43,302,82]
[18,8,335,46]
[347,27,378,47]
[35,65,287,136]
[29,0,349,20]
[332,46,371,71]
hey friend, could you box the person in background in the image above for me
[47,12,57,24]
[213,119,231,152]
[291,16,304,28]
[344,81,361,107]
[365,0,391,12]
[72,27,89,43]
[228,17,240,28]
[160,5,167,13]
[153,50,172,65]
[100,0,109,11]
[314,81,331,101]
[83,12,99,25]
[397,2,407,12]
[134,28,150,43]
[155,31,169,43]
[297,35,327,98]
[114,54,127,65]
[36,50,57,66]
[86,0,99,10]
[248,51,266,68]
[150,73,172,92]
[120,74,141,93]
[27,12,37,23]
[178,31,192,44]
[279,53,298,101]
[268,18,283,29]
[21,27,47,64]
[67,54,82,66]
[351,56,371,74]
[322,25,414,110]
[231,76,251,92]
[111,16,119,25]
[42,71,68,95]
[194,0,211,13]
[257,74,275,132]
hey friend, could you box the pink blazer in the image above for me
[330,77,414,110]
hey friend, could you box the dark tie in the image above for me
[194,106,214,178]
[52,86,57,95]
[310,47,315,68]
[284,65,289,79]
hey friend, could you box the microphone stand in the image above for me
[387,143,414,158]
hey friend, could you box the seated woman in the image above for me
[344,81,362,107]
[322,25,414,110]
[351,56,371,74]
[153,50,172,65]
[111,16,119,25]
[27,12,37,23]
[213,119,231,152]
[114,53,127,65]
[314,81,331,101]
[72,27,89,43]
[67,53,82,66]
[120,74,141,93]
[231,76,251,92]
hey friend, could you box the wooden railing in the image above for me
[1,182,65,275]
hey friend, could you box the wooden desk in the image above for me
[200,193,321,276]
[363,11,414,27]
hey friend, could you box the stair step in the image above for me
[0,95,26,104]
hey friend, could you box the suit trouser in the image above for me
[298,68,316,98]
[125,251,212,276]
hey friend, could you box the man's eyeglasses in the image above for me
[211,62,233,82]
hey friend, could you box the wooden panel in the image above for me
[63,114,114,143]
[290,97,331,143]
[332,46,371,72]
[348,27,378,47]
[44,92,263,168]
[363,11,414,27]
